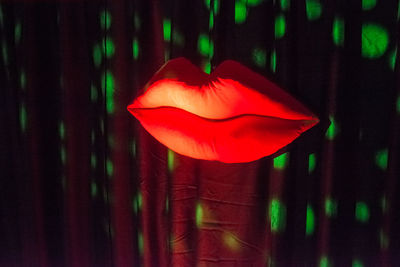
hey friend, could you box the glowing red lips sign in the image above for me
[128,58,319,163]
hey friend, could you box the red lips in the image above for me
[128,58,319,163]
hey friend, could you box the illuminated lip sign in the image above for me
[128,58,319,163]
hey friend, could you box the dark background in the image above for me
[1,0,400,266]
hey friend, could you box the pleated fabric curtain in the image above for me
[1,0,400,266]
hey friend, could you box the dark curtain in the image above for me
[1,0,400,266]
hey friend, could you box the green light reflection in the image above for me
[198,34,213,58]
[252,48,266,67]
[274,14,286,39]
[100,10,111,30]
[163,19,171,42]
[320,256,332,267]
[15,21,21,44]
[280,0,290,11]
[306,204,315,235]
[325,197,337,217]
[333,17,344,47]
[106,158,113,177]
[362,23,389,59]
[389,48,397,70]
[269,198,286,233]
[273,153,288,170]
[355,201,370,223]
[93,43,102,67]
[308,153,316,173]
[326,116,338,140]
[196,203,203,227]
[59,122,65,140]
[352,259,364,267]
[20,71,26,89]
[235,1,247,24]
[132,38,139,60]
[362,0,377,10]
[168,149,175,172]
[306,0,322,20]
[102,37,115,58]
[20,105,27,133]
[375,149,388,170]
[101,71,115,114]
[270,50,276,73]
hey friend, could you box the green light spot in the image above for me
[280,0,290,11]
[252,48,267,67]
[91,131,95,144]
[274,14,286,39]
[375,149,388,170]
[196,203,203,227]
[306,0,322,20]
[91,154,97,169]
[100,10,111,30]
[101,71,115,114]
[20,71,26,89]
[173,30,185,46]
[106,159,113,177]
[91,182,97,197]
[273,153,288,170]
[0,6,3,28]
[398,0,400,20]
[352,259,364,267]
[397,96,400,114]
[61,146,66,165]
[138,232,144,254]
[326,116,338,140]
[132,38,139,60]
[204,61,211,74]
[2,41,8,65]
[362,0,377,10]
[137,192,142,210]
[320,256,332,267]
[209,12,214,29]
[270,50,276,73]
[381,196,387,213]
[133,192,143,213]
[235,1,247,24]
[163,19,171,42]
[308,153,316,173]
[325,197,337,217]
[205,0,220,14]
[247,0,264,6]
[20,105,27,132]
[102,37,115,58]
[59,122,65,140]
[134,13,141,31]
[269,198,286,233]
[198,34,213,58]
[91,84,98,102]
[165,196,169,213]
[93,44,102,68]
[389,48,397,70]
[306,204,315,236]
[333,17,345,47]
[131,140,136,157]
[380,229,389,249]
[168,149,175,172]
[362,23,389,59]
[355,201,370,223]
[15,21,22,44]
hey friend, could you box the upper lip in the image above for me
[128,58,319,163]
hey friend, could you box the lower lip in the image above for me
[128,106,318,163]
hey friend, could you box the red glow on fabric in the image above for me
[128,58,319,163]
